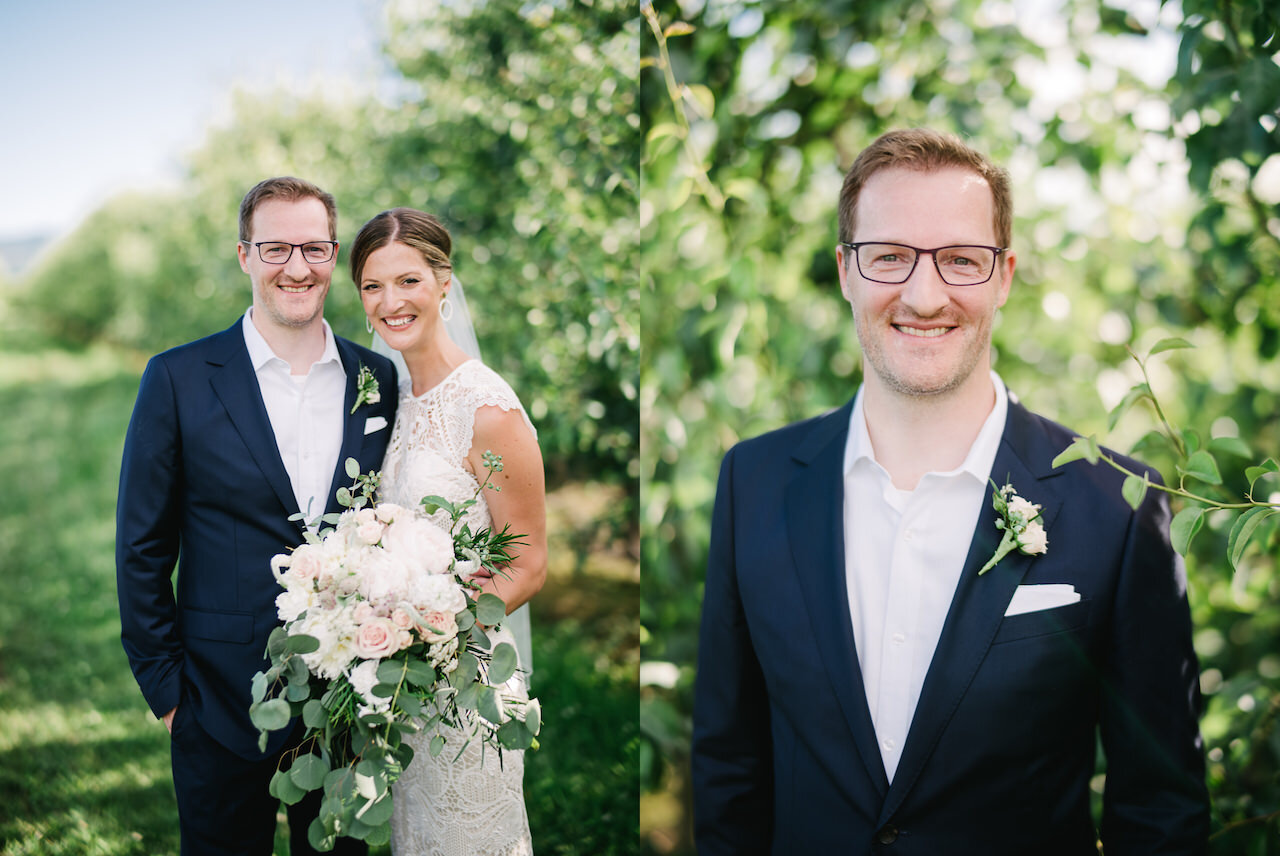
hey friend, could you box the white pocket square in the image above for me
[363,416,388,435]
[1005,584,1080,617]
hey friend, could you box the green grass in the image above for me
[0,350,638,855]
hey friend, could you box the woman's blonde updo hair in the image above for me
[350,207,453,287]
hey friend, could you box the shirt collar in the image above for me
[241,308,341,372]
[844,371,1009,484]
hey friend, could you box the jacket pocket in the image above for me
[180,606,255,644]
[992,599,1090,645]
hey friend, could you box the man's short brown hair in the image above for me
[238,177,337,242]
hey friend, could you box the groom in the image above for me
[692,129,1209,854]
[116,176,398,854]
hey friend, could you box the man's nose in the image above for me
[284,247,311,278]
[898,252,950,315]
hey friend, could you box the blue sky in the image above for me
[0,0,389,242]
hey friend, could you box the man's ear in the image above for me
[237,241,250,275]
[995,248,1016,308]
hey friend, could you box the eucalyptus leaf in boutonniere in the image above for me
[978,480,1049,575]
[351,364,381,414]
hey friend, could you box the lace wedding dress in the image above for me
[380,359,535,856]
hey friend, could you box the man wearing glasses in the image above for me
[693,129,1209,854]
[116,177,398,854]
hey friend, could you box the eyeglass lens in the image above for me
[857,243,995,285]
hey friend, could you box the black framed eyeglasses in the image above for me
[242,240,338,265]
[840,241,1007,286]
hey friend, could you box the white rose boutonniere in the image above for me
[351,363,381,414]
[978,480,1049,575]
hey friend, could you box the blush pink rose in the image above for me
[420,611,459,641]
[391,608,414,630]
[354,617,399,659]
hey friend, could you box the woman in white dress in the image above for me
[350,208,547,856]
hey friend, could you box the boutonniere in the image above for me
[978,480,1049,575]
[350,364,380,414]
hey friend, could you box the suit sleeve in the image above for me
[1098,479,1210,853]
[692,446,774,855]
[115,356,184,719]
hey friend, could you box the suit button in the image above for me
[876,825,899,844]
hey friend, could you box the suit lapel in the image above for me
[206,324,301,523]
[879,400,1065,823]
[786,399,891,799]
[324,337,367,517]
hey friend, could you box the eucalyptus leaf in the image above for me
[525,698,541,736]
[377,659,407,685]
[358,793,395,826]
[285,633,321,655]
[250,671,268,704]
[345,456,361,479]
[403,659,437,687]
[477,685,503,723]
[456,682,482,711]
[476,593,508,626]
[489,642,519,686]
[271,767,307,804]
[250,698,291,732]
[430,734,447,757]
[303,699,328,729]
[497,718,535,750]
[290,753,330,792]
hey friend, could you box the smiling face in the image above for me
[358,241,450,356]
[238,197,334,333]
[837,166,1015,402]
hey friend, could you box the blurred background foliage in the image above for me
[2,0,639,853]
[639,0,1280,852]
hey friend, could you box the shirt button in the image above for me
[882,738,897,752]
[891,632,906,646]
[903,528,914,541]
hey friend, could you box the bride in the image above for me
[350,207,547,855]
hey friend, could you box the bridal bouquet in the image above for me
[249,455,541,851]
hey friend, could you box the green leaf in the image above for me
[663,20,695,38]
[345,457,361,479]
[1179,449,1222,485]
[477,685,503,724]
[286,681,311,702]
[376,659,406,685]
[469,623,492,650]
[307,816,333,852]
[1228,507,1276,569]
[489,642,518,686]
[290,753,330,791]
[475,593,508,627]
[403,659,436,687]
[1170,506,1206,556]
[303,699,328,730]
[497,718,535,750]
[524,699,541,736]
[430,734,447,757]
[396,694,423,718]
[1107,384,1152,432]
[1208,436,1254,459]
[1121,474,1149,511]
[271,767,307,804]
[1148,337,1194,356]
[456,610,476,632]
[336,486,353,507]
[455,682,481,711]
[358,793,395,826]
[251,671,268,704]
[267,626,289,659]
[250,698,291,732]
[454,651,478,684]
[285,634,321,655]
[1246,458,1280,492]
[1052,435,1101,469]
[419,495,454,516]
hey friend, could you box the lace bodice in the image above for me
[381,360,536,523]
[379,359,535,856]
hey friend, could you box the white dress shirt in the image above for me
[842,372,1008,782]
[242,310,346,523]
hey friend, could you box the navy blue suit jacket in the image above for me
[116,320,399,759]
[692,396,1208,854]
